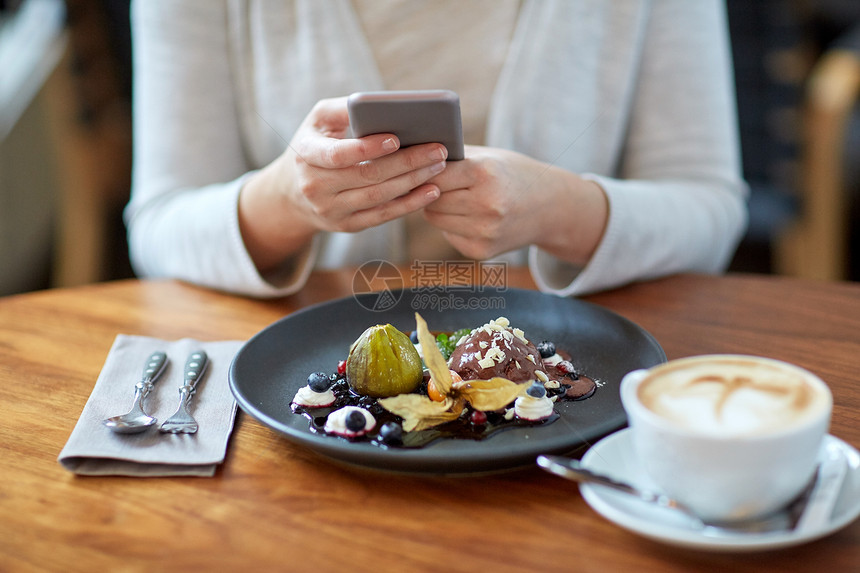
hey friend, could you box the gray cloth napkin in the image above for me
[59,335,244,477]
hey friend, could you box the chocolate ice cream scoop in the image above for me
[448,318,545,383]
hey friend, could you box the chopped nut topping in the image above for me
[484,346,506,364]
[513,327,528,344]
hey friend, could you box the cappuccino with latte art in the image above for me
[621,355,833,521]
[636,356,829,436]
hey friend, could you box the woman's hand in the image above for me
[239,97,448,271]
[424,145,609,265]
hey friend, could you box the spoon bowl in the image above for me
[103,352,168,434]
[103,400,158,433]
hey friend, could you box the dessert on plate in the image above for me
[290,313,596,448]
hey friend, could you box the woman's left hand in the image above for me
[424,145,609,265]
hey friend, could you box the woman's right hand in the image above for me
[238,97,448,272]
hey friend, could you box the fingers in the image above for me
[293,97,400,167]
[423,187,477,218]
[295,129,401,168]
[285,96,458,233]
[300,97,452,169]
[354,143,447,188]
[306,97,351,136]
[343,159,447,209]
[313,160,448,227]
[338,184,442,232]
[334,142,448,188]
[298,143,448,214]
[423,209,474,238]
[425,146,481,190]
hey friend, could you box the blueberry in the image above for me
[409,330,419,344]
[307,371,331,393]
[345,409,367,432]
[378,422,403,444]
[536,340,556,359]
[526,382,547,398]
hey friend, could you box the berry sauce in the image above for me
[292,362,597,450]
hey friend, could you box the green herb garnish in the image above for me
[435,328,471,360]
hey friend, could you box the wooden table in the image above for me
[1,269,858,572]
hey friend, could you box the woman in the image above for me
[126,0,747,297]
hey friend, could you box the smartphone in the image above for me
[347,90,465,160]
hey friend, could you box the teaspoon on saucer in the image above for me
[537,454,820,536]
[103,351,169,433]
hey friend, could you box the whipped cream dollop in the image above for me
[292,385,336,407]
[324,406,376,437]
[514,393,554,421]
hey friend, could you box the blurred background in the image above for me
[2,0,860,296]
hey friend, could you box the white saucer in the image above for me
[578,429,860,552]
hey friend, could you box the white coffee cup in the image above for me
[620,355,832,522]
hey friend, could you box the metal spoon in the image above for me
[103,351,169,433]
[537,455,820,536]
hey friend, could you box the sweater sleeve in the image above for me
[125,0,314,297]
[529,0,748,296]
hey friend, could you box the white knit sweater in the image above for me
[126,0,747,297]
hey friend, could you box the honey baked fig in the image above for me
[346,324,423,398]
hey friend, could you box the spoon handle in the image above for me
[138,351,168,396]
[537,455,688,512]
[180,351,208,399]
[794,442,848,532]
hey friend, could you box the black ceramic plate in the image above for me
[229,288,665,474]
